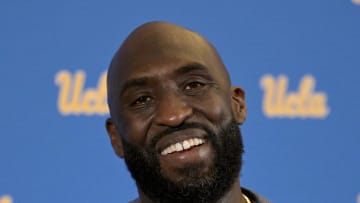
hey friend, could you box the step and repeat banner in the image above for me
[1,1,359,203]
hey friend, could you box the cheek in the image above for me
[118,113,151,146]
[193,93,233,126]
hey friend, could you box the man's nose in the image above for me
[154,94,193,127]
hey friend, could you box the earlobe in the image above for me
[105,118,125,158]
[230,86,247,125]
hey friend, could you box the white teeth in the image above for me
[175,143,183,151]
[183,140,190,150]
[189,139,194,146]
[160,138,205,156]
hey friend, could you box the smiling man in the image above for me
[105,21,270,203]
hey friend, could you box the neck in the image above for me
[137,178,246,203]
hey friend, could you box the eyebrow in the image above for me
[120,63,209,96]
[174,63,208,75]
[120,77,150,96]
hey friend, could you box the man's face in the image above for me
[117,54,237,177]
[107,23,246,202]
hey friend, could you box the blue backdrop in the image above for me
[1,0,360,202]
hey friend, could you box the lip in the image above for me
[155,128,207,154]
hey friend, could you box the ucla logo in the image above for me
[0,195,12,203]
[55,71,330,118]
[260,74,330,118]
[55,70,109,115]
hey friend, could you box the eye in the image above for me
[184,81,205,90]
[132,95,153,106]
[183,81,209,96]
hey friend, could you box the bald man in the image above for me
[105,21,270,203]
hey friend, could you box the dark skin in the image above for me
[106,22,247,203]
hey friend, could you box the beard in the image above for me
[121,119,244,203]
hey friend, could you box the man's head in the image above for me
[106,21,247,202]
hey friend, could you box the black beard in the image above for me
[121,119,244,203]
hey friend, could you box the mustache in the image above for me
[150,122,214,149]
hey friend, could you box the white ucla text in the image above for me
[260,74,330,118]
[55,70,108,115]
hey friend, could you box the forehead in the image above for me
[107,23,230,102]
[118,34,223,81]
[124,53,210,81]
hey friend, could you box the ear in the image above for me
[105,118,124,158]
[230,86,247,125]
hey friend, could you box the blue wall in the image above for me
[1,0,360,202]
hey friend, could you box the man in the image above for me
[105,21,270,203]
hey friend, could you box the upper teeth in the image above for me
[160,138,205,156]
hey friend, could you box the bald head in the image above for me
[107,21,232,120]
[109,21,227,73]
[113,21,211,61]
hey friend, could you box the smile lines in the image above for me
[160,138,205,155]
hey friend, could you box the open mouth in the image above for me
[160,138,206,156]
